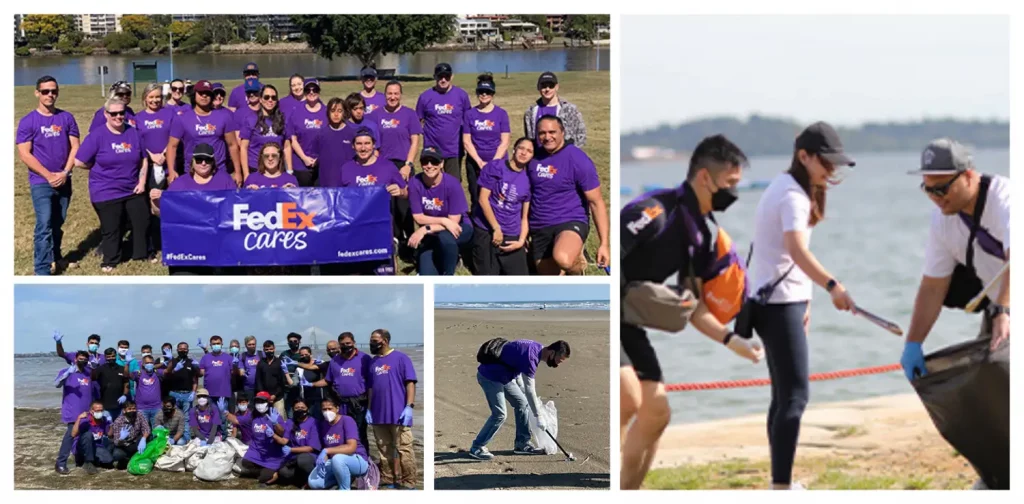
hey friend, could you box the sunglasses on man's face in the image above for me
[244,71,259,77]
[39,88,59,96]
[421,159,441,166]
[107,110,126,117]
[437,73,452,81]
[539,83,556,90]
[193,156,214,165]
[921,171,964,198]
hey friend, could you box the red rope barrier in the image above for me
[664,363,903,392]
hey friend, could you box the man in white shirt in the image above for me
[901,138,1010,379]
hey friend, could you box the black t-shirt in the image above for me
[256,357,287,400]
[93,363,127,411]
[300,362,327,402]
[164,357,199,393]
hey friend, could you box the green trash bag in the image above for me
[128,426,170,476]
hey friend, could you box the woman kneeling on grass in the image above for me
[407,146,473,275]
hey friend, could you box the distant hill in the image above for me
[622,115,1009,160]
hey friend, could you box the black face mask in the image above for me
[710,180,739,212]
[265,351,275,360]
[369,342,383,355]
[341,345,356,356]
[288,342,300,351]
[178,351,189,359]
[125,412,138,422]
[77,360,88,369]
[294,410,308,420]
[299,356,311,364]
[106,359,118,367]
[163,408,174,416]
[546,357,560,368]
[327,350,340,358]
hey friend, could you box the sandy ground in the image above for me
[643,394,979,489]
[434,309,610,490]
[14,408,424,490]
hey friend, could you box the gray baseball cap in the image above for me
[908,138,973,175]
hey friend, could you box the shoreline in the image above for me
[643,394,978,489]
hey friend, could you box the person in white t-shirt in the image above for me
[747,122,856,490]
[901,138,1010,377]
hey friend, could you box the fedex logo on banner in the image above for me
[232,202,316,251]
[434,103,455,115]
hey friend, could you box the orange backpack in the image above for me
[699,226,749,324]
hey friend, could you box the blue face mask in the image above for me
[230,347,240,355]
[88,344,99,353]
[145,363,155,372]
[211,345,222,352]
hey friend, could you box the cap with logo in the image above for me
[361,67,378,79]
[244,80,262,93]
[476,80,496,94]
[794,121,855,167]
[196,388,210,397]
[192,143,215,158]
[420,146,444,163]
[434,63,453,78]
[537,71,558,87]
[193,80,213,93]
[907,138,972,175]
[303,78,320,92]
[243,62,259,73]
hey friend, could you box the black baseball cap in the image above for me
[420,146,443,164]
[476,80,496,94]
[434,63,453,78]
[537,72,558,87]
[794,121,855,167]
[193,143,215,158]
[361,67,378,79]
[907,138,972,175]
[243,62,259,74]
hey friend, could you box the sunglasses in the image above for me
[116,92,131,98]
[197,91,213,98]
[39,89,59,96]
[107,110,126,117]
[263,153,280,160]
[171,86,185,92]
[477,90,494,96]
[305,87,320,95]
[437,73,452,80]
[244,71,259,77]
[921,171,964,198]
[246,91,260,97]
[421,158,442,166]
[193,156,214,165]
[262,95,278,101]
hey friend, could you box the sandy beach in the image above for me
[644,394,979,489]
[434,309,610,490]
[14,408,424,490]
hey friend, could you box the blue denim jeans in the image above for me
[308,453,368,490]
[416,220,474,275]
[168,391,193,442]
[471,371,532,450]
[140,409,160,432]
[56,422,75,469]
[30,181,72,275]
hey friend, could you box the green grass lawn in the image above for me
[14,71,610,276]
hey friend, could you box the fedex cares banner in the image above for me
[161,187,393,267]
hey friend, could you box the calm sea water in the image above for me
[15,347,425,426]
[14,48,610,86]
[435,300,609,310]
[622,149,1010,424]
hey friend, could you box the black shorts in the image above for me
[471,227,529,276]
[620,322,662,382]
[528,221,590,262]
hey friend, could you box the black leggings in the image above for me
[93,194,150,267]
[754,301,810,485]
[239,459,278,484]
[389,159,415,244]
[277,452,317,487]
[465,156,484,211]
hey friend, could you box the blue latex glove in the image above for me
[901,342,927,381]
[125,349,134,362]
[269,408,281,424]
[138,437,147,452]
[54,364,76,387]
[119,425,131,440]
[264,425,276,438]
[217,397,227,412]
[187,392,195,404]
[197,337,207,351]
[118,395,127,405]
[232,356,240,366]
[299,374,313,387]
[53,330,63,342]
[200,440,208,447]
[399,405,414,427]
[316,450,328,467]
[281,445,291,457]
[366,410,373,425]
[173,361,185,372]
[163,349,173,360]
[175,438,187,446]
[281,356,296,366]
[103,411,112,423]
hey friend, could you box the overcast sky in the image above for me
[621,15,1009,132]
[435,284,610,303]
[15,285,423,353]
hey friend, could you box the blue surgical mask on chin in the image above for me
[211,345,222,352]
[89,344,99,353]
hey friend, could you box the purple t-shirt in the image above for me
[528,144,601,229]
[89,105,137,133]
[478,339,543,385]
[285,104,327,171]
[339,158,406,190]
[133,369,164,410]
[166,170,238,191]
[77,417,111,446]
[284,417,322,452]
[242,414,287,469]
[471,160,531,236]
[416,86,472,158]
[16,109,80,186]
[170,108,236,172]
[464,106,511,161]
[321,415,368,460]
[377,105,423,162]
[199,353,234,398]
[189,405,222,439]
[326,351,372,399]
[278,94,303,119]
[244,171,298,189]
[240,115,286,169]
[316,125,357,188]
[228,84,250,111]
[166,101,192,116]
[240,352,262,389]
[233,107,259,138]
[63,350,104,370]
[76,125,144,203]
[61,371,94,423]
[368,350,417,425]
[135,107,176,157]
[362,91,387,117]
[535,105,559,132]
[409,172,469,222]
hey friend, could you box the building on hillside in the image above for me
[454,17,499,42]
[244,15,299,41]
[499,20,540,37]
[74,14,122,37]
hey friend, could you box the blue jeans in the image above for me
[56,422,75,469]
[308,454,368,490]
[77,432,114,467]
[140,409,160,432]
[471,372,532,450]
[168,391,193,442]
[30,181,72,275]
[416,220,474,275]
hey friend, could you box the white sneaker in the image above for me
[467,446,494,460]
[772,482,806,490]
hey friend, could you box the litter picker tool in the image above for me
[852,305,904,337]
[543,428,576,461]
[966,261,1010,313]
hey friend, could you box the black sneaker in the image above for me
[55,465,70,475]
[83,463,98,475]
[513,445,546,455]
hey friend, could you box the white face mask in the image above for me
[197,398,208,407]
[323,410,337,423]
[237,404,248,412]
[255,403,269,413]
[93,412,104,420]
[118,348,128,356]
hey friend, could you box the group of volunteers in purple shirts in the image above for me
[18,62,608,276]
[51,328,419,490]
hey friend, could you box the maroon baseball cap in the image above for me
[193,80,213,93]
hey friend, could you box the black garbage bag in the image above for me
[911,337,1009,489]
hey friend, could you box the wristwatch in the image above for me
[406,161,414,169]
[424,225,432,232]
[987,303,1010,319]
[408,403,415,409]
[826,279,838,293]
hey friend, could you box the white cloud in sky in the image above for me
[179,316,201,330]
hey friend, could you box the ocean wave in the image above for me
[435,301,609,310]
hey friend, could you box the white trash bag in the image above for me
[528,400,559,455]
[193,441,237,482]
[184,439,210,472]
[154,445,187,472]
